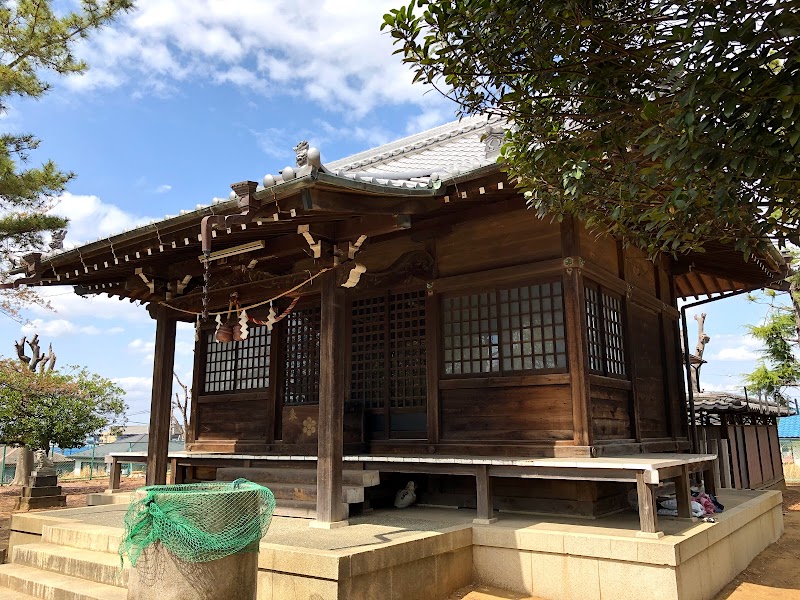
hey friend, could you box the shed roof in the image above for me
[778,414,800,439]
[70,437,185,459]
[0,447,72,464]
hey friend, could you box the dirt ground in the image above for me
[451,486,800,600]
[0,477,140,551]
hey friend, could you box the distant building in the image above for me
[68,436,185,477]
[98,425,149,444]
[0,446,74,483]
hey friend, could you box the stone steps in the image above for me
[12,543,128,588]
[273,499,350,519]
[0,586,39,599]
[216,466,380,487]
[42,523,123,553]
[0,564,127,600]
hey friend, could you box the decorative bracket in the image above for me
[136,267,155,294]
[563,256,585,275]
[298,224,322,259]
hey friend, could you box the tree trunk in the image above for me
[789,279,800,343]
[10,446,33,486]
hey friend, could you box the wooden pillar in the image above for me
[674,465,693,519]
[425,290,441,445]
[312,271,348,528]
[636,472,662,538]
[561,218,592,448]
[473,465,497,524]
[146,305,177,486]
[107,456,122,492]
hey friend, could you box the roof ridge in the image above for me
[327,114,501,172]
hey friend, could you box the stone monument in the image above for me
[13,449,67,511]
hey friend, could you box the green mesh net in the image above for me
[119,479,276,567]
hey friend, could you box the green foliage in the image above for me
[0,358,126,452]
[0,0,132,304]
[384,0,800,257]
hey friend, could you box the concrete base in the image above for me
[0,489,783,600]
[473,518,499,525]
[309,519,350,530]
[128,543,257,600]
[12,495,66,511]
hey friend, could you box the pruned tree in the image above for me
[0,359,126,470]
[690,313,711,393]
[9,334,56,484]
[172,372,190,441]
[384,0,800,259]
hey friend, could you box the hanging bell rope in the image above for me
[159,267,331,317]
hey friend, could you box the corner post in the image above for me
[146,304,177,486]
[312,270,348,528]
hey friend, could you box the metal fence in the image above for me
[780,440,800,483]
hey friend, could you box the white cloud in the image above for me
[154,184,172,194]
[700,381,741,393]
[707,334,762,362]
[20,318,122,338]
[65,0,450,119]
[26,288,151,323]
[47,192,156,247]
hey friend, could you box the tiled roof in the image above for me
[779,414,800,438]
[694,392,792,416]
[328,114,506,181]
[37,116,507,264]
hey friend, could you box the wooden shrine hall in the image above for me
[6,116,789,533]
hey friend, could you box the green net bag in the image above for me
[119,478,276,567]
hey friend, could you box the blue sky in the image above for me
[0,1,784,424]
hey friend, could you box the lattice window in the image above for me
[499,282,567,371]
[350,290,427,409]
[389,290,427,408]
[585,282,627,377]
[203,325,270,393]
[442,280,566,376]
[351,295,386,410]
[442,292,498,375]
[283,305,321,405]
[585,287,604,372]
[602,294,626,375]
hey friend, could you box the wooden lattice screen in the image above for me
[585,283,627,377]
[203,325,271,393]
[282,305,321,405]
[350,290,427,410]
[442,280,567,376]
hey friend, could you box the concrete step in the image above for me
[12,543,128,588]
[42,524,123,554]
[273,499,350,519]
[0,564,127,600]
[216,467,380,487]
[86,492,135,507]
[0,586,39,599]
[264,482,364,504]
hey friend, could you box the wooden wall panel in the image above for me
[356,236,424,272]
[441,384,573,441]
[757,426,774,483]
[195,396,268,441]
[768,424,784,484]
[578,225,619,275]
[591,385,632,440]
[628,303,668,438]
[436,210,561,277]
[624,246,657,296]
[744,427,763,487]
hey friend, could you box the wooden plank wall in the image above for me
[591,383,632,440]
[628,303,669,439]
[435,210,561,277]
[440,384,573,442]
